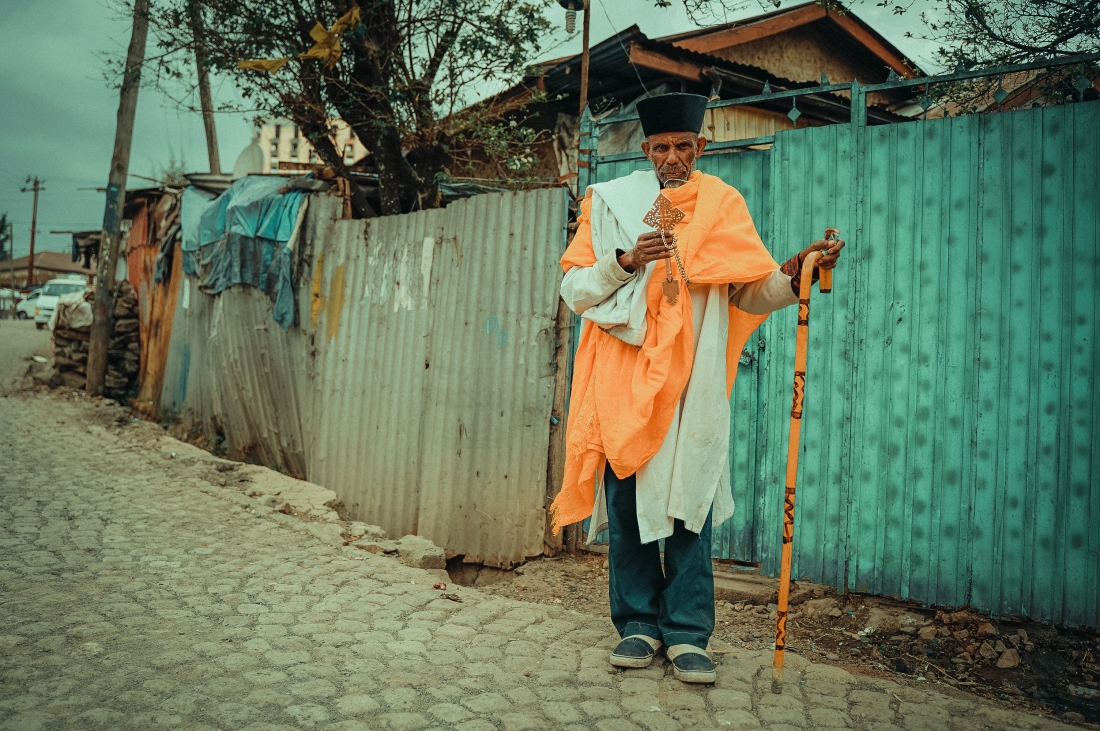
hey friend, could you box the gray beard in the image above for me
[658,163,694,188]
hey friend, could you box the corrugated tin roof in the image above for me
[5,251,95,276]
[531,25,908,125]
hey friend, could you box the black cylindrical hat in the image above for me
[636,93,708,137]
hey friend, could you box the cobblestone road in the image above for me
[0,341,1078,730]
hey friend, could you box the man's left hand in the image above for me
[799,237,845,271]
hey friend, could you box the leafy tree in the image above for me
[912,0,1099,68]
[655,0,1097,67]
[891,0,1099,110]
[134,0,554,215]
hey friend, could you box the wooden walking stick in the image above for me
[772,228,838,693]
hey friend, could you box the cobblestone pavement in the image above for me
[0,383,1079,731]
[0,320,50,391]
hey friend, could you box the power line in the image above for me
[596,0,649,95]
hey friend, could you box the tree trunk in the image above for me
[88,0,149,397]
[189,3,221,174]
[359,125,420,216]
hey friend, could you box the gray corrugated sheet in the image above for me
[159,275,311,476]
[302,200,437,539]
[159,188,567,566]
[304,190,567,565]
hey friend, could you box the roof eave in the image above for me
[661,2,920,79]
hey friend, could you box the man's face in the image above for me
[641,131,708,188]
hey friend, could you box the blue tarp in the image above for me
[197,175,304,248]
[178,177,306,329]
[181,187,215,253]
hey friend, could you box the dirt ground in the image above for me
[466,552,1100,727]
[0,319,51,391]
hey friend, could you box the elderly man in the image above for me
[551,93,843,683]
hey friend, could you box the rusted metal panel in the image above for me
[132,239,183,419]
[132,193,182,418]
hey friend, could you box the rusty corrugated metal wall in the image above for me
[131,193,184,418]
[158,188,567,566]
[305,190,567,565]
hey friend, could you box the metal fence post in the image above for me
[844,78,868,594]
[578,107,596,194]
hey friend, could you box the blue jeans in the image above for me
[605,465,714,650]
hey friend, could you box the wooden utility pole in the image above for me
[189,2,221,174]
[5,221,15,317]
[20,177,43,287]
[87,0,150,397]
[578,0,591,118]
[546,0,592,553]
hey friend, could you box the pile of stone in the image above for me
[51,291,95,390]
[864,609,1029,676]
[50,280,141,400]
[935,612,1030,671]
[347,523,446,570]
[105,280,141,401]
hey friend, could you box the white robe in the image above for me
[560,173,797,544]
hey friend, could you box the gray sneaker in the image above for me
[667,644,716,683]
[609,635,662,668]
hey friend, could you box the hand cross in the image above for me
[642,194,684,232]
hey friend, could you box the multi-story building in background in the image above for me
[254,118,367,172]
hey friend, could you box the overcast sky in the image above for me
[0,0,940,260]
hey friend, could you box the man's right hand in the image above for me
[618,231,675,273]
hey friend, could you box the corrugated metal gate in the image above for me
[583,64,1099,625]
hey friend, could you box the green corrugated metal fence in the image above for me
[588,100,1100,626]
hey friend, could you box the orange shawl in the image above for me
[550,171,779,533]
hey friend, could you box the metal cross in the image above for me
[642,194,684,232]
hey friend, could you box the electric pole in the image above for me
[20,177,44,287]
[578,0,591,119]
[87,0,150,397]
[189,1,221,174]
[5,220,15,317]
[556,0,591,119]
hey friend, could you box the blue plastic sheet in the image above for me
[198,176,304,247]
[181,187,216,253]
[178,177,306,329]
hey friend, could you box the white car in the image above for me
[16,290,40,320]
[34,278,88,329]
[0,288,17,313]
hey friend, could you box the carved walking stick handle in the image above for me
[819,227,839,294]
